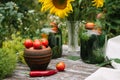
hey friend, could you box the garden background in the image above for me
[0,0,120,79]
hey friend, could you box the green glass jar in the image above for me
[80,30,105,64]
[48,28,62,59]
[41,27,62,59]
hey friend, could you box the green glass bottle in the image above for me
[41,22,62,59]
[48,26,62,59]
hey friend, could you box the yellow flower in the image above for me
[38,0,74,18]
[92,0,104,8]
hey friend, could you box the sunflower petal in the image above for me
[92,0,104,8]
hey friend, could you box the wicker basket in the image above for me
[24,47,52,71]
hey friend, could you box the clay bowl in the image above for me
[24,47,52,71]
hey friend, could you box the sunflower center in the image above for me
[52,0,67,9]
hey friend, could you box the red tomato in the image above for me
[41,45,46,49]
[33,40,42,49]
[34,39,40,42]
[51,27,58,32]
[50,22,58,32]
[41,38,49,47]
[29,47,34,50]
[50,22,57,27]
[92,28,102,35]
[85,22,95,30]
[24,39,33,48]
[56,62,65,71]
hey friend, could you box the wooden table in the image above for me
[4,45,100,80]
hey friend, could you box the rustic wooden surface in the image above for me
[4,45,100,80]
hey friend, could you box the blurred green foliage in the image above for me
[2,33,25,63]
[0,1,48,47]
[0,47,17,79]
[0,2,24,46]
[104,0,120,38]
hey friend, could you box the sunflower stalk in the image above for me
[67,0,81,21]
[70,21,75,47]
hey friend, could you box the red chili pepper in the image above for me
[29,69,58,77]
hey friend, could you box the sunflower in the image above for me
[38,0,74,18]
[92,0,104,8]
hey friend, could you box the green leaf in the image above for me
[97,59,112,67]
[67,56,80,61]
[114,58,120,63]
